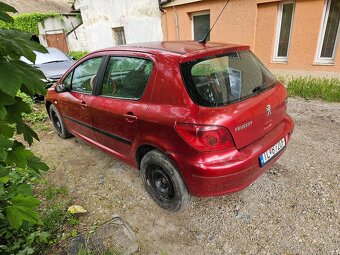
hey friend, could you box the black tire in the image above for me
[140,150,191,212]
[49,104,72,139]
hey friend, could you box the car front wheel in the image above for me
[49,104,72,139]
[140,150,191,212]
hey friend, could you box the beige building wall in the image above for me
[162,0,340,76]
[255,0,340,75]
[162,0,257,49]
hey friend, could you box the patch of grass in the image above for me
[41,184,68,200]
[18,94,50,131]
[34,123,51,132]
[24,104,48,124]
[69,51,88,60]
[278,76,340,102]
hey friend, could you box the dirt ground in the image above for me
[31,98,340,255]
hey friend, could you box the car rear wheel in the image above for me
[140,150,191,212]
[49,104,72,139]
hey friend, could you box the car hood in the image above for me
[36,60,74,79]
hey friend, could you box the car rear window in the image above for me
[180,50,277,107]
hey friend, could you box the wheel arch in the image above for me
[135,144,158,169]
[45,100,52,118]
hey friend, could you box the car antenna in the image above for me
[199,0,230,45]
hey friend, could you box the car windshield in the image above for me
[21,48,71,65]
[180,50,277,107]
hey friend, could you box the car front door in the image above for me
[57,56,104,142]
[89,52,156,157]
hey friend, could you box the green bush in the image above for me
[0,2,53,254]
[278,76,340,102]
[68,51,88,60]
[0,12,61,34]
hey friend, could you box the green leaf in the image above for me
[16,121,39,145]
[0,183,5,197]
[8,183,33,197]
[0,104,6,119]
[0,91,15,105]
[0,59,46,96]
[0,2,17,13]
[6,142,34,167]
[0,175,10,184]
[0,149,7,161]
[27,156,49,172]
[0,135,13,149]
[0,165,9,178]
[6,194,41,229]
[0,11,13,23]
[0,29,47,62]
[0,120,15,137]
[6,96,32,116]
[0,2,17,24]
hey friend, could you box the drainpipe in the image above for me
[173,5,179,40]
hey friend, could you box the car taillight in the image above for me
[175,123,235,151]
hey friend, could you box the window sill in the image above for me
[271,60,288,64]
[312,62,335,66]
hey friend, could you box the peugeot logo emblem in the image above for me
[266,105,272,116]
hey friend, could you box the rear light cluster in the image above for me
[175,123,235,151]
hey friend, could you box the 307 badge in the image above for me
[259,138,286,167]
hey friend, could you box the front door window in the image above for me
[71,57,103,94]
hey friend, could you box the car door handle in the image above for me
[123,113,137,122]
[80,101,87,109]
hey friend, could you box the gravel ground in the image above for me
[31,98,340,255]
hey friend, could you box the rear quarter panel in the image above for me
[130,52,199,157]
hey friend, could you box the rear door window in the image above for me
[101,56,153,99]
[180,51,277,107]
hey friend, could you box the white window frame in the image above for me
[273,1,295,63]
[191,11,210,41]
[314,0,340,65]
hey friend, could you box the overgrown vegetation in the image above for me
[19,93,49,131]
[4,183,80,254]
[0,12,61,34]
[0,2,78,254]
[68,51,88,60]
[278,76,340,102]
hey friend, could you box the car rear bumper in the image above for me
[169,115,294,197]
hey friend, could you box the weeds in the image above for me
[41,185,68,200]
[278,76,340,102]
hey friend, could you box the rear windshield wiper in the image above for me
[252,81,277,93]
[252,85,265,93]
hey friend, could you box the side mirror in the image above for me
[55,83,68,93]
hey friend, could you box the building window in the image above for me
[273,1,295,62]
[315,0,340,64]
[192,12,210,41]
[112,27,126,45]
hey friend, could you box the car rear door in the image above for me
[57,55,104,142]
[89,51,157,157]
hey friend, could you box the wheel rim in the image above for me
[51,110,62,134]
[146,164,175,201]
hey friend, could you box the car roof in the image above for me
[98,41,249,57]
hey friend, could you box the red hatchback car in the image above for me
[46,41,294,211]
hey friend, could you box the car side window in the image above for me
[101,56,153,99]
[71,57,102,94]
[63,71,73,88]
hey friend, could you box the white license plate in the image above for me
[259,138,286,167]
